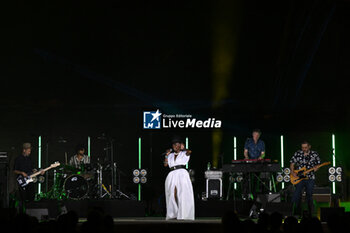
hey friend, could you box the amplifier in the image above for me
[0,153,9,208]
[302,187,331,202]
[0,152,8,163]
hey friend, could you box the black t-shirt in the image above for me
[14,154,33,176]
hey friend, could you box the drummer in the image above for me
[69,145,90,170]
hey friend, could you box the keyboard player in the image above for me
[244,129,265,160]
[242,129,267,200]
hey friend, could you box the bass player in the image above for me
[13,143,45,212]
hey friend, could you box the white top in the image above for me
[167,151,190,168]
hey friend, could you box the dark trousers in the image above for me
[242,173,259,199]
[291,179,315,216]
[18,183,35,213]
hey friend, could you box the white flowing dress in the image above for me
[165,151,195,220]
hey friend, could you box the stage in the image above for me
[75,217,331,233]
[20,199,342,233]
[26,198,296,219]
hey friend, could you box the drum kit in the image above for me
[36,134,131,201]
[42,161,129,200]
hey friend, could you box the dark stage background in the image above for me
[2,0,350,211]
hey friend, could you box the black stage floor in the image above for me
[75,217,330,233]
[23,199,332,233]
[26,199,293,218]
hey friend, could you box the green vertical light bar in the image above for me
[281,135,285,189]
[38,136,42,194]
[234,137,237,189]
[138,137,141,201]
[332,134,336,194]
[87,136,91,157]
[186,137,189,169]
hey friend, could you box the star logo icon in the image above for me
[150,109,162,122]
[143,110,162,129]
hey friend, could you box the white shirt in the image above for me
[167,151,189,168]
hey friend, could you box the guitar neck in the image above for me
[30,166,54,178]
[303,162,330,175]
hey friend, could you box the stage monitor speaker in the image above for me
[206,178,222,199]
[320,207,345,222]
[257,193,281,205]
[26,208,49,221]
[264,202,293,217]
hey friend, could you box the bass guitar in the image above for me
[17,161,60,188]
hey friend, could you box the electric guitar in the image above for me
[290,161,331,185]
[17,161,60,188]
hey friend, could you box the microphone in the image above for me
[161,149,173,156]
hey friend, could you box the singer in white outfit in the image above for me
[164,140,195,220]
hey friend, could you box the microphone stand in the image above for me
[110,139,115,197]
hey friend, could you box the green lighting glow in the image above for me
[88,136,91,157]
[234,137,237,190]
[332,134,336,194]
[186,137,189,169]
[38,136,42,194]
[281,135,285,189]
[138,137,141,201]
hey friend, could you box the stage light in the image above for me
[133,169,140,177]
[229,176,236,183]
[280,135,285,189]
[234,137,237,190]
[236,175,243,183]
[279,167,290,183]
[88,136,91,157]
[336,167,342,174]
[328,167,336,175]
[133,177,140,184]
[140,169,147,177]
[283,175,290,183]
[140,177,147,184]
[133,167,147,185]
[38,136,42,194]
[283,168,291,175]
[38,176,45,183]
[332,134,336,194]
[336,175,342,182]
[328,165,342,183]
[138,137,141,201]
[276,174,284,183]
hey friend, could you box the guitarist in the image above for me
[13,143,45,211]
[290,141,321,217]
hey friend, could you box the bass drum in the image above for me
[64,174,89,200]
